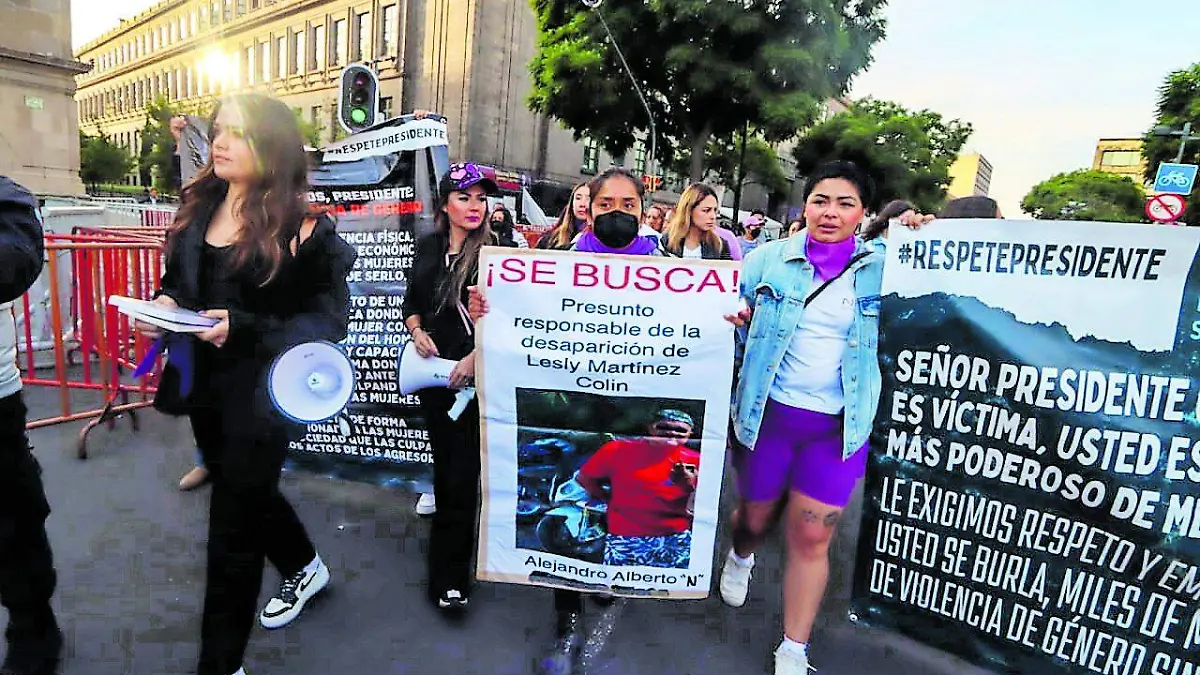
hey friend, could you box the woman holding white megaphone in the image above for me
[135,93,356,675]
[401,161,500,613]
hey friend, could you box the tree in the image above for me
[143,96,184,192]
[790,99,972,212]
[528,0,887,181]
[1020,170,1145,222]
[666,131,792,213]
[1142,63,1200,226]
[79,131,135,187]
[293,108,324,148]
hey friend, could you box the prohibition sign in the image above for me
[1146,193,1187,223]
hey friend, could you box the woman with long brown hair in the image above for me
[136,93,356,675]
[536,182,590,250]
[661,183,733,260]
[401,162,498,612]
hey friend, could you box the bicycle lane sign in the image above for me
[1152,162,1198,195]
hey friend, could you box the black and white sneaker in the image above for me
[437,589,468,612]
[259,557,330,629]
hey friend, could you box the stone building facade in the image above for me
[2,0,88,196]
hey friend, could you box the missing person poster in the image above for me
[852,219,1200,675]
[281,116,450,493]
[475,248,740,598]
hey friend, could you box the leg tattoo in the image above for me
[823,510,843,528]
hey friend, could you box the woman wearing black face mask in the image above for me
[490,205,526,248]
[568,168,664,256]
[467,167,670,675]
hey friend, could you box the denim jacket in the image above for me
[731,235,883,461]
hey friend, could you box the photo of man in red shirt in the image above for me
[576,409,700,568]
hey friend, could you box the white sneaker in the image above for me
[415,493,437,516]
[719,550,754,607]
[774,644,815,674]
[231,669,247,675]
[259,557,330,629]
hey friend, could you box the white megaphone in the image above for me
[396,341,476,421]
[269,340,357,436]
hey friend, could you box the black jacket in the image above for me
[402,231,476,361]
[156,201,358,438]
[662,236,733,260]
[0,176,44,303]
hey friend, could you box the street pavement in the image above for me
[10,384,992,675]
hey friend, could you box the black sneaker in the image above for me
[437,589,469,612]
[259,559,330,629]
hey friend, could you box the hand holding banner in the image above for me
[475,248,740,599]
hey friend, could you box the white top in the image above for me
[682,244,703,259]
[769,272,855,414]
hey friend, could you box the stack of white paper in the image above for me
[108,296,220,334]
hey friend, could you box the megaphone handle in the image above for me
[448,387,477,421]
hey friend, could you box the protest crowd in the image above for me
[4,67,1196,675]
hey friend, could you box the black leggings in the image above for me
[418,388,481,599]
[554,589,583,614]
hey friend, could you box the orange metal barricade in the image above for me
[18,229,167,458]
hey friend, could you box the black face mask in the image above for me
[592,211,640,249]
[491,219,510,232]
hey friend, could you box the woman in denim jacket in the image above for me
[721,161,885,675]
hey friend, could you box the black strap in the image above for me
[804,252,870,308]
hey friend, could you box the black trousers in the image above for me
[0,392,59,672]
[417,388,481,601]
[190,408,317,675]
[554,589,583,615]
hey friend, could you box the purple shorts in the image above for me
[733,398,867,507]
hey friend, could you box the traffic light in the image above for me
[337,65,380,134]
[642,174,662,193]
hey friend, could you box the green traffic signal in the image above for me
[350,108,368,124]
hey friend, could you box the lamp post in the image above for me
[1152,121,1199,163]
[580,0,657,180]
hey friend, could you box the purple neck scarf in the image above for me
[574,231,659,256]
[805,232,856,281]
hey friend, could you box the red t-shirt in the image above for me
[577,438,699,537]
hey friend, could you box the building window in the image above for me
[291,29,304,75]
[381,5,398,57]
[634,141,646,176]
[312,24,325,70]
[380,96,394,120]
[251,0,260,9]
[260,42,270,83]
[1100,150,1141,168]
[275,35,286,79]
[582,138,599,175]
[354,12,370,62]
[331,19,346,66]
[191,11,198,36]
[311,105,322,125]
[158,26,165,48]
[237,0,246,16]
[224,0,233,21]
[169,20,177,43]
[210,2,220,27]
[245,46,255,85]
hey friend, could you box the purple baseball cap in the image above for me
[440,162,499,196]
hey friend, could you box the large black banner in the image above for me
[281,116,451,493]
[852,219,1200,675]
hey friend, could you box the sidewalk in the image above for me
[21,387,988,675]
